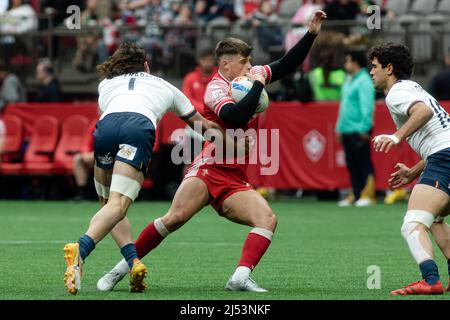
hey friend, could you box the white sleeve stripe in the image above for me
[180,108,197,119]
[265,65,272,83]
[214,99,235,114]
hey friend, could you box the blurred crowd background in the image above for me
[1,0,450,203]
[0,0,449,103]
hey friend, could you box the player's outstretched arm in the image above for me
[267,10,327,83]
[372,102,433,153]
[388,160,425,189]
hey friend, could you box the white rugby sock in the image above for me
[231,266,251,281]
[114,258,130,273]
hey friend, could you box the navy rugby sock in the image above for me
[121,243,139,269]
[78,234,96,261]
[419,259,439,285]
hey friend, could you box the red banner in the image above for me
[4,101,450,190]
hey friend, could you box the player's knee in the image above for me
[401,209,434,239]
[163,208,189,231]
[106,196,128,219]
[265,211,277,231]
[256,210,277,231]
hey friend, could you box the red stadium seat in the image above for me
[142,178,154,190]
[0,115,24,175]
[23,116,59,175]
[53,115,90,174]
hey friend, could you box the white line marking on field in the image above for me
[174,242,241,247]
[0,240,70,245]
[0,240,242,246]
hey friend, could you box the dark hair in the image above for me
[38,58,54,75]
[96,42,147,79]
[198,48,214,59]
[345,49,368,69]
[215,38,252,60]
[368,43,414,79]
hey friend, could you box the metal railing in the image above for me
[1,14,449,92]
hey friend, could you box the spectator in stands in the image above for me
[279,0,325,102]
[0,0,38,33]
[245,0,282,51]
[117,0,168,73]
[0,117,5,157]
[72,120,96,201]
[41,0,83,27]
[162,3,197,68]
[181,48,217,110]
[0,0,8,14]
[336,49,375,207]
[323,0,359,34]
[181,48,215,172]
[234,0,277,19]
[0,62,26,111]
[308,31,346,100]
[72,0,102,72]
[194,0,216,23]
[286,0,325,53]
[429,50,450,101]
[0,0,38,64]
[35,58,62,102]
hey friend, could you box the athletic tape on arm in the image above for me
[374,134,400,144]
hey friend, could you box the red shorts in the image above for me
[184,158,253,212]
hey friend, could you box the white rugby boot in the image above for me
[97,259,129,291]
[225,276,268,293]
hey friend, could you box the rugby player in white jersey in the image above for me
[369,43,450,295]
[97,11,327,293]
[63,42,224,295]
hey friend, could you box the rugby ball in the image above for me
[229,76,269,113]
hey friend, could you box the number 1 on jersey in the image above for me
[129,78,136,90]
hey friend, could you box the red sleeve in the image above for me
[182,73,203,110]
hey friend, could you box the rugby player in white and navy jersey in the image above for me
[97,11,327,293]
[62,43,224,295]
[370,43,450,295]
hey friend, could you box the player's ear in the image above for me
[387,63,394,76]
[144,61,150,73]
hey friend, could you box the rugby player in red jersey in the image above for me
[97,10,327,293]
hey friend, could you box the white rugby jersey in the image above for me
[98,72,195,127]
[386,80,450,159]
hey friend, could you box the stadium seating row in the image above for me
[0,113,156,190]
[1,114,93,175]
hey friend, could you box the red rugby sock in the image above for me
[135,219,168,258]
[238,230,272,270]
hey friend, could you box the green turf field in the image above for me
[0,199,449,300]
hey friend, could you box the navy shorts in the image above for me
[93,112,155,174]
[416,148,450,196]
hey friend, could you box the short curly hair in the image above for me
[368,43,414,80]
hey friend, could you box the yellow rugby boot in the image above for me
[384,188,408,204]
[63,243,83,295]
[129,258,148,293]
